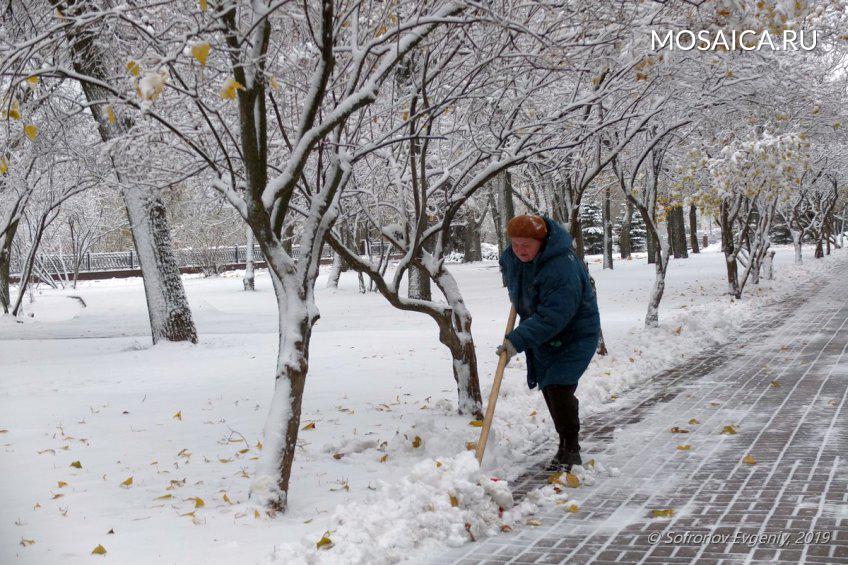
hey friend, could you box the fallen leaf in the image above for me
[652,509,674,518]
[254,509,260,519]
[566,504,579,513]
[332,453,343,460]
[155,494,173,500]
[69,461,82,469]
[256,441,262,450]
[120,476,133,487]
[92,544,107,555]
[468,420,483,427]
[20,538,35,547]
[688,418,699,425]
[302,422,316,431]
[449,494,459,507]
[26,76,39,86]
[238,448,249,454]
[107,106,116,126]
[223,493,234,504]
[173,411,182,421]
[187,497,205,508]
[770,380,781,388]
[199,0,207,12]
[107,529,114,534]
[529,411,537,417]
[0,429,7,434]
[670,426,690,434]
[316,533,333,550]
[565,473,580,488]
[743,454,757,465]
[500,524,512,532]
[24,124,38,141]
[50,493,64,500]
[721,425,738,435]
[526,518,542,526]
[677,444,692,451]
[379,454,388,463]
[465,442,476,451]
[412,436,422,448]
[57,481,68,488]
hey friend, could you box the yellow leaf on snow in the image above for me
[191,43,211,66]
[92,544,107,555]
[69,461,82,469]
[173,411,182,421]
[565,472,580,488]
[677,444,692,451]
[26,76,39,86]
[24,124,37,141]
[188,497,204,508]
[412,436,422,448]
[302,422,315,430]
[20,538,35,547]
[526,518,542,526]
[721,425,738,435]
[770,380,781,388]
[220,77,245,101]
[57,481,68,488]
[379,454,388,463]
[316,533,333,550]
[465,442,476,451]
[743,454,757,465]
[449,494,459,507]
[107,106,116,126]
[155,494,173,500]
[652,508,674,518]
[1,157,9,175]
[688,418,699,425]
[199,0,207,12]
[669,426,690,434]
[120,477,133,487]
[468,420,483,427]
[223,493,234,504]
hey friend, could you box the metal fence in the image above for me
[9,241,392,278]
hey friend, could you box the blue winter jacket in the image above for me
[499,216,601,390]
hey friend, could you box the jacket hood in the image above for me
[534,216,573,266]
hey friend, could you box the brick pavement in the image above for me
[428,263,848,565]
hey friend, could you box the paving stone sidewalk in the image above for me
[429,262,848,565]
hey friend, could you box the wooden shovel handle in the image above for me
[475,305,518,465]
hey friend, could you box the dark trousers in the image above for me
[542,383,580,452]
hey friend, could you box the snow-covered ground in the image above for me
[0,244,842,564]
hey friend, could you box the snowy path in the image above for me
[431,263,848,564]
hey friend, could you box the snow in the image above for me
[0,245,842,564]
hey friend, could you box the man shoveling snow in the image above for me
[497,214,601,472]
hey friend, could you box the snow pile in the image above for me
[442,243,499,264]
[269,450,605,564]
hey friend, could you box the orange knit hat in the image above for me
[506,215,547,240]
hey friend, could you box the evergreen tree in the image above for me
[580,202,605,255]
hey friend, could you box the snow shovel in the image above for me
[475,305,517,465]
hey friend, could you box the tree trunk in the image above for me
[495,171,515,256]
[0,218,19,314]
[646,226,656,264]
[55,0,197,343]
[619,200,632,259]
[462,217,482,262]
[763,250,775,280]
[408,264,431,300]
[243,226,255,291]
[671,206,688,259]
[123,188,198,343]
[645,241,671,328]
[433,269,483,418]
[570,206,585,262]
[602,184,613,269]
[720,201,740,299]
[688,204,700,254]
[790,229,803,264]
[250,270,317,513]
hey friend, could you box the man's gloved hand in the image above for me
[495,339,518,363]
